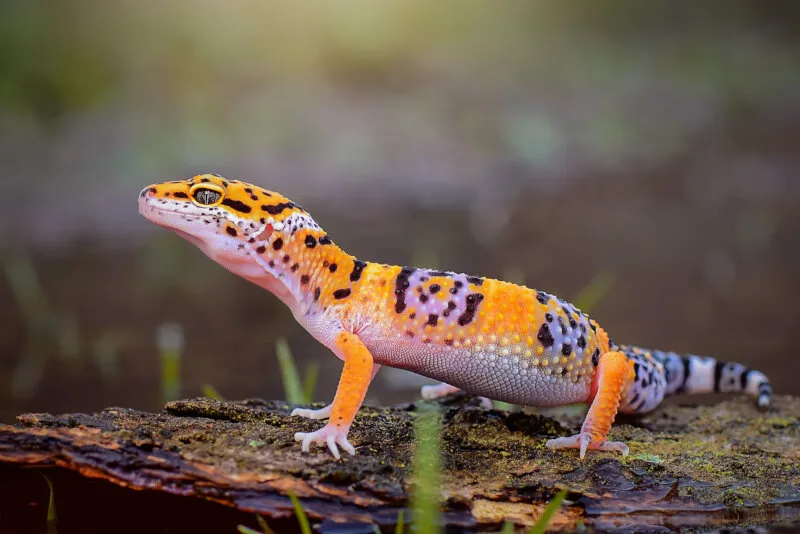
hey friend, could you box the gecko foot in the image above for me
[291,404,332,420]
[294,423,355,460]
[420,383,493,409]
[545,432,629,460]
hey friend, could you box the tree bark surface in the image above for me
[0,395,798,531]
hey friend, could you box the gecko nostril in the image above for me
[140,187,157,198]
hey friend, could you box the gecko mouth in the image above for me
[139,200,215,247]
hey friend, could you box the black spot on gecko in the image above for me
[225,226,237,237]
[221,198,252,213]
[173,191,188,199]
[283,255,290,263]
[394,267,414,313]
[428,271,449,277]
[201,177,211,182]
[304,235,317,248]
[447,301,457,310]
[537,324,554,347]
[244,187,253,193]
[740,368,752,390]
[457,293,484,326]
[545,313,554,322]
[268,260,275,267]
[329,263,338,273]
[427,314,439,326]
[350,259,367,282]
[419,294,429,303]
[406,330,415,337]
[318,234,332,245]
[409,312,416,319]
[291,263,299,272]
[577,335,586,350]
[272,237,283,250]
[262,202,295,215]
[592,348,600,366]
[300,274,310,285]
[467,276,484,286]
[536,291,551,305]
[256,245,266,254]
[449,280,463,295]
[561,343,572,356]
[429,284,441,294]
[333,288,351,299]
[557,317,568,335]
[445,338,454,346]
[314,287,321,301]
[713,360,725,393]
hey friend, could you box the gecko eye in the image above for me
[189,183,225,206]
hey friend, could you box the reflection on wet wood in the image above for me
[0,396,798,531]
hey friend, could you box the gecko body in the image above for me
[139,174,772,459]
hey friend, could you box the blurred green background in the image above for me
[1,1,799,422]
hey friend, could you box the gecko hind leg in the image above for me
[546,350,635,459]
[421,382,493,409]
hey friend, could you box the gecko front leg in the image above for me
[292,363,381,420]
[294,330,374,459]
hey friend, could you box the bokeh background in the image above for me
[1,1,799,423]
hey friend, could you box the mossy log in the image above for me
[0,395,798,531]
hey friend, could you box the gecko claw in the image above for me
[294,423,355,460]
[546,432,628,459]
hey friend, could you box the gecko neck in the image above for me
[238,228,355,316]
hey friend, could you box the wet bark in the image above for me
[0,395,798,531]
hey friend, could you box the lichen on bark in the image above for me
[0,395,798,531]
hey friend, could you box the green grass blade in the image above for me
[38,471,57,534]
[411,407,441,534]
[202,383,225,401]
[237,526,261,534]
[3,250,50,328]
[394,509,404,534]
[288,491,312,534]
[573,271,614,313]
[500,519,515,533]
[157,323,184,402]
[528,489,567,534]
[276,338,304,404]
[302,362,319,404]
[255,514,275,534]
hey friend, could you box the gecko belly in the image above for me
[371,341,593,406]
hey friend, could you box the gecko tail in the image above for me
[652,349,772,409]
[618,345,772,411]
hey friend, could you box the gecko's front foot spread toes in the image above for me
[546,433,629,459]
[294,424,355,459]
[291,404,332,420]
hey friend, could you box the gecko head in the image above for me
[138,173,313,280]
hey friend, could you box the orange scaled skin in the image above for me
[138,174,772,460]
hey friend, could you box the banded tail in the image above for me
[616,344,772,414]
